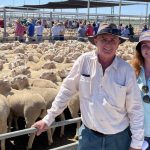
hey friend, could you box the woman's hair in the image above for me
[131,44,144,77]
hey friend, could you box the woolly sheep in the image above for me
[28,78,57,89]
[10,76,65,138]
[0,80,50,150]
[67,93,80,139]
[11,66,31,77]
[53,55,64,63]
[0,94,10,150]
[57,69,69,80]
[11,75,57,89]
[42,61,56,69]
[9,59,25,70]
[40,71,57,82]
[0,61,3,70]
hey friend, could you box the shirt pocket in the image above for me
[108,81,127,108]
[79,75,91,99]
[102,98,123,119]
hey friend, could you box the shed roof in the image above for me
[23,0,132,9]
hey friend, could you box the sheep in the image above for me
[0,61,3,70]
[40,53,55,61]
[9,59,25,70]
[67,93,80,139]
[10,76,65,138]
[63,57,73,63]
[11,75,30,90]
[28,78,57,89]
[57,69,69,80]
[13,46,25,54]
[11,75,58,89]
[26,53,40,63]
[11,66,31,77]
[39,71,57,82]
[53,55,64,63]
[11,75,80,139]
[0,79,52,150]
[42,61,56,69]
[0,94,10,150]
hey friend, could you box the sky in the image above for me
[0,0,149,16]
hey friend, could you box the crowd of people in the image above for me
[4,17,147,43]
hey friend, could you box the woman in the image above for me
[131,30,150,150]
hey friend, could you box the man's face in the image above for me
[94,34,120,60]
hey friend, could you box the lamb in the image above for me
[0,61,3,70]
[53,55,64,63]
[0,79,51,150]
[11,75,30,90]
[28,78,57,89]
[9,59,25,70]
[11,75,80,139]
[0,94,10,150]
[11,75,65,137]
[11,66,31,77]
[57,69,69,80]
[42,61,56,69]
[67,93,80,139]
[39,71,57,82]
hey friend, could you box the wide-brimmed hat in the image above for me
[27,18,33,24]
[88,22,128,45]
[136,30,150,51]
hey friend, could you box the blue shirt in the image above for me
[28,23,35,37]
[137,66,150,137]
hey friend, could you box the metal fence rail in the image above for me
[50,142,78,150]
[0,117,81,140]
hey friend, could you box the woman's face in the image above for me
[141,41,150,60]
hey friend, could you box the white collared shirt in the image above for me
[43,51,144,149]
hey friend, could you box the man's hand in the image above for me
[129,147,142,150]
[32,120,49,136]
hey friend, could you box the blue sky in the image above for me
[0,0,149,16]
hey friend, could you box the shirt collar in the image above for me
[91,50,118,70]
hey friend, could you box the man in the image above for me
[32,22,144,150]
[35,20,44,42]
[27,19,35,42]
[77,23,86,42]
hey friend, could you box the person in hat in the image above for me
[14,19,26,42]
[131,30,150,150]
[27,18,35,42]
[35,20,44,42]
[32,22,144,150]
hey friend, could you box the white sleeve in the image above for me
[126,68,144,149]
[42,56,83,126]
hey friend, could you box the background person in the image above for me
[27,19,35,42]
[32,22,144,150]
[35,20,44,42]
[77,23,86,42]
[14,19,26,42]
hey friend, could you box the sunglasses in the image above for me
[142,85,150,103]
